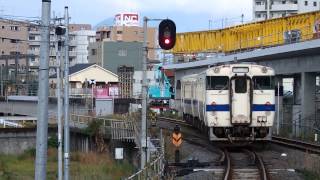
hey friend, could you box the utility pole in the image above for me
[1,65,3,97]
[55,32,63,180]
[141,16,148,169]
[63,6,70,180]
[241,14,244,24]
[35,0,51,179]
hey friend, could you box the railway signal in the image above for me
[158,19,176,50]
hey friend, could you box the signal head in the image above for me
[158,19,176,50]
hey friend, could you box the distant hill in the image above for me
[93,17,114,30]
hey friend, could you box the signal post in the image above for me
[140,17,176,169]
[172,125,182,163]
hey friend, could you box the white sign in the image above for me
[109,86,119,96]
[114,13,139,27]
[88,79,96,85]
[115,148,124,160]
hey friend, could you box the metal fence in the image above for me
[278,113,320,144]
[126,154,165,180]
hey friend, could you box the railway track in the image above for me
[157,116,192,127]
[159,116,320,154]
[271,136,320,154]
[222,148,269,180]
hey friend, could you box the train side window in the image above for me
[235,77,247,93]
[206,76,229,90]
[253,76,274,90]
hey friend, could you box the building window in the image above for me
[256,1,262,5]
[118,49,127,56]
[282,0,286,4]
[10,39,18,43]
[106,31,111,38]
[256,13,261,18]
[10,51,20,55]
[29,35,35,40]
[117,31,123,34]
[314,1,317,6]
[305,1,308,6]
[1,26,4,29]
[91,49,96,55]
[10,26,19,31]
[1,51,4,55]
[293,0,298,4]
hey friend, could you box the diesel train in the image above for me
[181,64,275,142]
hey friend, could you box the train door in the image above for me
[231,76,251,124]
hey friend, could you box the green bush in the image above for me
[83,120,103,136]
[48,135,58,148]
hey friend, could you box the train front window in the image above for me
[253,76,275,90]
[206,76,229,90]
[235,77,247,93]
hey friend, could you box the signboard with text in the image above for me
[114,13,139,27]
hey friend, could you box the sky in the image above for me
[0,0,253,32]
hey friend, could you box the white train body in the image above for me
[181,64,275,141]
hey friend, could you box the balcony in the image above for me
[27,50,40,55]
[255,5,266,11]
[271,4,298,11]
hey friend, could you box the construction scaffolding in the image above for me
[0,54,38,96]
[117,66,134,98]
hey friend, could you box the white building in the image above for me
[132,71,157,99]
[253,0,320,21]
[73,30,96,65]
[28,29,96,67]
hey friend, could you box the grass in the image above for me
[297,169,320,180]
[0,148,134,180]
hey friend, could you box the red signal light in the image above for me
[164,38,170,44]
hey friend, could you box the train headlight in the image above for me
[261,67,268,73]
[214,67,220,73]
[257,116,267,123]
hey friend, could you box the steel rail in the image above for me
[271,136,320,154]
[222,149,232,180]
[253,151,269,180]
[158,116,193,127]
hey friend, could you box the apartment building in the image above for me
[95,25,157,59]
[28,24,96,67]
[0,19,29,65]
[253,0,320,21]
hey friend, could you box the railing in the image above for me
[172,25,320,64]
[126,154,165,180]
[278,113,320,144]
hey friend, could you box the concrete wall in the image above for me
[0,99,88,117]
[257,54,320,75]
[0,128,97,154]
[103,41,143,74]
[0,129,36,154]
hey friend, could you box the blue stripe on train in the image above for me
[205,104,275,112]
[206,104,230,111]
[252,104,275,111]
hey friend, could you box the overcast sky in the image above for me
[0,0,253,32]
